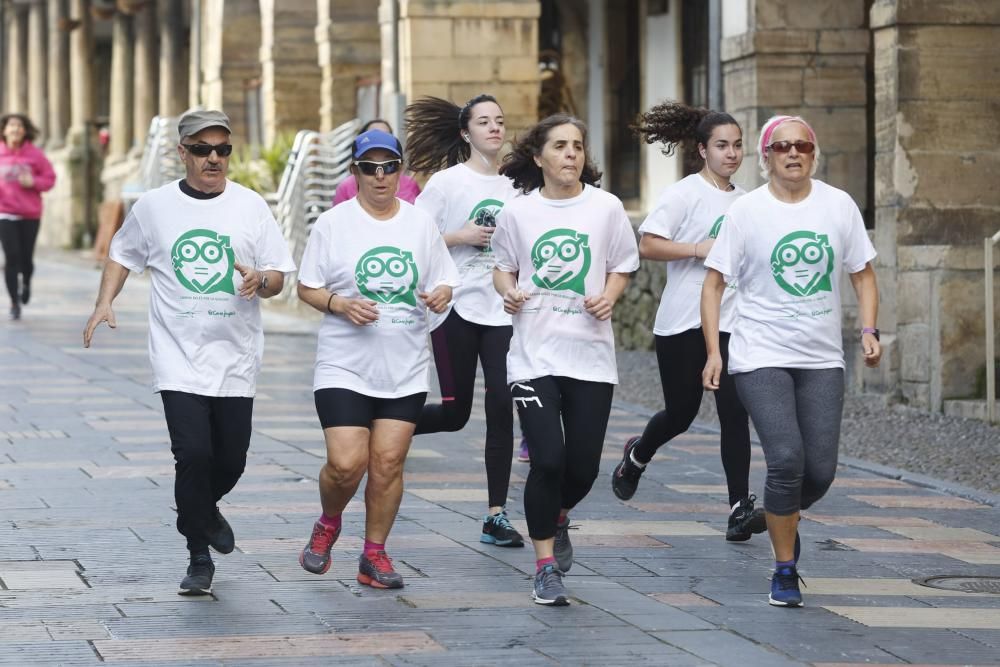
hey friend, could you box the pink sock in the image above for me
[363,539,385,555]
[558,510,569,523]
[536,556,557,572]
[319,513,341,532]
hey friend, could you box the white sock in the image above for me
[629,450,646,469]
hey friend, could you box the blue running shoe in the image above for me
[769,565,804,607]
[480,509,524,547]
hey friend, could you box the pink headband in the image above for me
[760,116,816,153]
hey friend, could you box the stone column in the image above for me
[872,0,1000,411]
[199,0,260,144]
[27,0,48,140]
[721,0,869,204]
[4,6,28,114]
[107,11,134,161]
[132,1,159,151]
[68,0,93,130]
[46,0,70,148]
[390,0,541,134]
[315,0,380,132]
[259,0,321,145]
[158,0,187,117]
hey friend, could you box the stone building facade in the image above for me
[1,0,998,415]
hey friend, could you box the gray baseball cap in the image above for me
[178,109,232,140]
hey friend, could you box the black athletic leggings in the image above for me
[415,309,514,509]
[633,328,752,507]
[512,376,614,540]
[0,218,40,304]
[161,391,254,552]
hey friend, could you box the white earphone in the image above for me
[463,133,471,143]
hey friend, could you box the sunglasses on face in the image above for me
[354,159,402,176]
[767,140,816,154]
[182,143,233,157]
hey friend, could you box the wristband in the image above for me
[326,293,336,315]
[861,327,879,341]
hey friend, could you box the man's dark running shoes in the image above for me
[208,507,235,554]
[178,553,215,596]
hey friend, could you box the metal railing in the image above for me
[121,115,185,212]
[273,119,361,302]
[986,229,1000,423]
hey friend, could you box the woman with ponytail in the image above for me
[403,95,525,549]
[610,101,765,544]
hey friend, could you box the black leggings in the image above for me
[161,391,254,552]
[415,310,514,508]
[0,218,40,305]
[633,328,752,507]
[512,376,614,540]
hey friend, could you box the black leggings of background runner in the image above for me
[633,328,752,507]
[415,310,514,509]
[512,376,613,540]
[0,218,40,305]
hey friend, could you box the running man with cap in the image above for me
[83,109,296,596]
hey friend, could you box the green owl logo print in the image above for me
[468,198,504,252]
[171,229,236,295]
[530,228,591,296]
[355,246,419,306]
[708,215,725,239]
[770,231,835,297]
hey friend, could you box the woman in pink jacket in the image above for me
[0,114,56,320]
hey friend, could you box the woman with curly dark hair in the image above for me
[492,114,639,605]
[0,113,56,320]
[609,101,764,542]
[403,94,527,549]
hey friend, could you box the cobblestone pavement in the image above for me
[0,251,998,666]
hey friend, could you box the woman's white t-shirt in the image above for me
[491,185,640,385]
[109,180,297,397]
[638,173,745,336]
[704,180,876,374]
[415,163,517,328]
[297,198,460,398]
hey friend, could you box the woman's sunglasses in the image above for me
[354,159,402,176]
[182,142,233,157]
[766,140,816,154]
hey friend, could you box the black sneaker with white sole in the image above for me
[611,437,645,500]
[178,553,215,596]
[726,494,767,541]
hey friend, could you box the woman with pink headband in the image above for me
[701,114,882,608]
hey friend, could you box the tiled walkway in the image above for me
[0,252,998,666]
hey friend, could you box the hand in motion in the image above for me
[83,304,117,348]
[502,288,529,315]
[18,170,34,189]
[459,219,494,247]
[584,294,615,321]
[420,285,452,314]
[234,262,262,299]
[334,297,379,326]
[862,333,882,368]
[702,353,723,391]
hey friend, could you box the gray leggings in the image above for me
[732,367,844,516]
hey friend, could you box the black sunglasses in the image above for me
[182,142,233,157]
[354,159,402,176]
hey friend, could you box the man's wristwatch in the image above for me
[861,327,879,341]
[260,273,269,291]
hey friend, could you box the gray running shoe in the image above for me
[178,554,214,596]
[300,520,339,575]
[554,516,574,572]
[357,550,404,589]
[533,564,569,606]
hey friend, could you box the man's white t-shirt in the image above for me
[415,163,517,328]
[491,185,640,385]
[638,173,745,336]
[109,180,297,397]
[705,179,876,374]
[297,198,460,398]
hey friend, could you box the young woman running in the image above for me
[703,115,881,606]
[492,113,639,606]
[404,95,525,547]
[610,102,765,542]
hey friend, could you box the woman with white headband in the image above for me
[701,115,881,608]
